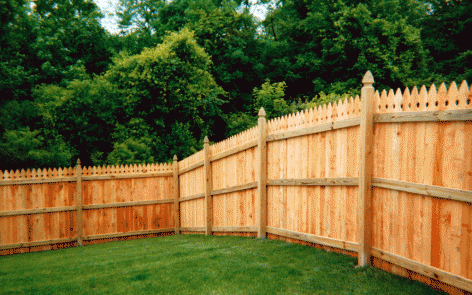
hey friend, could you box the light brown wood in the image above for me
[82,199,174,210]
[0,237,77,250]
[82,228,175,241]
[268,177,359,186]
[211,182,258,196]
[374,109,472,123]
[178,193,205,203]
[76,159,83,246]
[372,178,472,204]
[0,173,173,185]
[81,171,172,180]
[212,226,257,232]
[204,136,213,235]
[266,226,360,252]
[179,227,205,232]
[0,206,77,217]
[267,117,360,142]
[0,177,77,186]
[173,155,180,234]
[371,247,472,293]
[178,161,204,175]
[257,108,268,238]
[358,71,375,266]
[210,140,258,162]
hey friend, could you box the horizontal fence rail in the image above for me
[2,72,472,294]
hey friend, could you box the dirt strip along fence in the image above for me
[1,71,471,294]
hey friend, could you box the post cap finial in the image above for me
[77,158,81,166]
[173,155,178,161]
[204,136,209,143]
[258,107,266,117]
[362,70,374,86]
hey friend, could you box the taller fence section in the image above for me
[370,81,472,292]
[0,162,175,255]
[176,72,472,293]
[265,81,362,254]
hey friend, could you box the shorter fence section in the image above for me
[0,163,176,255]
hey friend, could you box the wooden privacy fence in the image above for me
[0,162,175,253]
[1,71,472,294]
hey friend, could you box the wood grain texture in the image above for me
[372,178,472,203]
[358,71,375,266]
[257,108,268,238]
[266,226,360,252]
[210,140,258,162]
[211,182,257,196]
[82,199,174,209]
[83,228,175,240]
[178,193,205,203]
[374,108,472,123]
[372,247,472,293]
[212,226,257,232]
[267,117,360,142]
[268,177,359,186]
[178,161,204,175]
[0,237,77,250]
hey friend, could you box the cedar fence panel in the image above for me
[178,150,205,232]
[209,127,258,234]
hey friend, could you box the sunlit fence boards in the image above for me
[370,81,472,291]
[178,150,205,232]
[1,73,471,294]
[0,168,77,254]
[266,94,361,252]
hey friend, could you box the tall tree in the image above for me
[260,0,430,96]
[421,0,472,82]
[0,0,37,103]
[32,0,112,85]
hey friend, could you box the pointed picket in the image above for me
[427,84,437,111]
[437,83,448,111]
[447,81,461,110]
[458,80,471,109]
[379,90,388,113]
[401,88,411,112]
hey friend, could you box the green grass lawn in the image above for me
[0,234,444,294]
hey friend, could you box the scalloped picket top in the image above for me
[374,81,471,114]
[0,162,172,180]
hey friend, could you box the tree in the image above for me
[0,0,38,103]
[420,0,472,82]
[32,0,113,85]
[105,28,226,162]
[33,75,119,167]
[259,0,430,97]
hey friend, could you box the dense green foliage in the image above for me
[0,235,444,294]
[1,0,470,169]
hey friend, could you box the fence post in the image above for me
[204,136,213,235]
[358,71,375,266]
[76,159,83,246]
[173,155,180,235]
[257,107,268,238]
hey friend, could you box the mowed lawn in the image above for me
[0,235,444,294]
